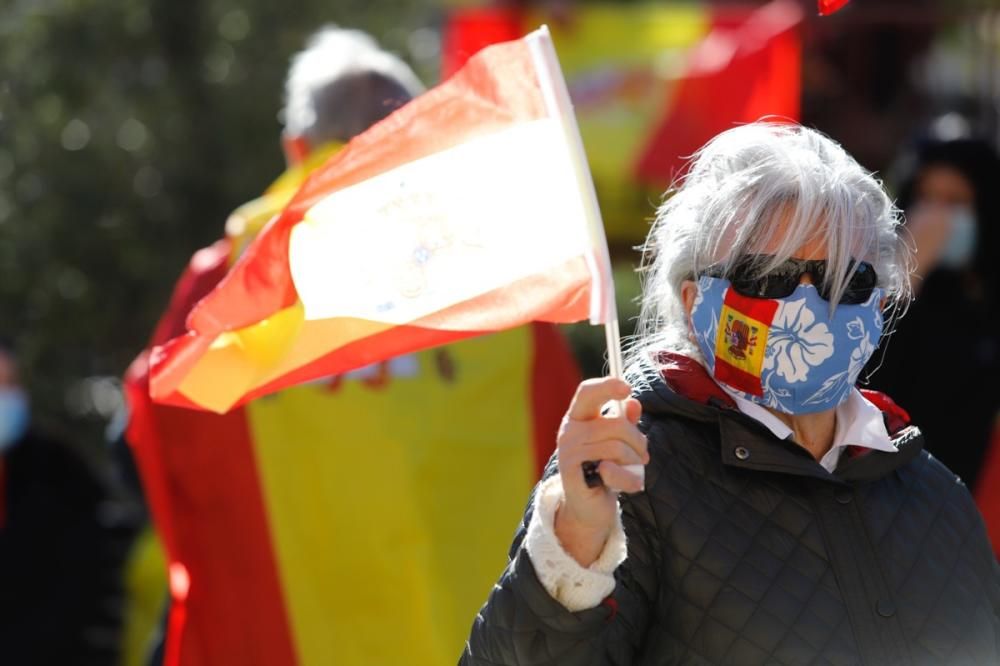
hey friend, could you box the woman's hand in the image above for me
[554,377,647,567]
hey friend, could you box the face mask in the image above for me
[0,387,29,452]
[690,276,884,414]
[937,206,978,269]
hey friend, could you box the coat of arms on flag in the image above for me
[713,288,778,396]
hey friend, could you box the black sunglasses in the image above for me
[700,255,879,304]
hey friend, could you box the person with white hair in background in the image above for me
[124,26,582,666]
[461,122,1000,666]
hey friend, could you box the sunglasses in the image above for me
[700,255,879,304]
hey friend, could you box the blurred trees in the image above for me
[0,0,436,449]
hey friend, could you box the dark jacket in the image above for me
[0,430,139,666]
[461,356,1000,665]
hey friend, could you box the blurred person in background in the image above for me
[123,26,579,666]
[0,340,136,665]
[865,124,1000,496]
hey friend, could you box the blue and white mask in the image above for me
[690,276,884,414]
[0,387,29,453]
[938,206,978,269]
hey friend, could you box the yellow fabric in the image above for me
[245,328,536,665]
[527,5,710,242]
[120,527,168,666]
[177,310,405,413]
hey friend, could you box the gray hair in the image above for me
[283,26,425,145]
[623,122,914,387]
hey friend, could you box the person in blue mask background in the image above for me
[864,124,1000,496]
[0,340,137,665]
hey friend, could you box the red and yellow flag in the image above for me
[149,29,610,414]
[125,29,587,665]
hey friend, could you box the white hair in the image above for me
[623,122,915,388]
[283,26,425,144]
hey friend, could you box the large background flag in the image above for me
[123,116,582,664]
[149,28,611,414]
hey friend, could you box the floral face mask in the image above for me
[689,276,884,414]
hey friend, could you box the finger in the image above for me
[624,398,642,425]
[567,377,632,421]
[560,418,648,463]
[597,460,644,494]
[575,439,644,468]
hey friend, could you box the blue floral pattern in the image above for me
[691,276,884,414]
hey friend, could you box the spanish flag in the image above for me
[149,28,611,414]
[124,28,590,665]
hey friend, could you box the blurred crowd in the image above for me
[2,2,999,665]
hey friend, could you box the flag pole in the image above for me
[525,27,622,375]
[526,27,642,490]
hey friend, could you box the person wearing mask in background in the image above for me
[462,122,999,666]
[0,340,136,665]
[122,26,580,666]
[865,127,999,500]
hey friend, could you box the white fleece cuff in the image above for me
[524,474,627,612]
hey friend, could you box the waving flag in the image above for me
[150,27,610,414]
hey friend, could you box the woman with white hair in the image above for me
[461,122,1000,665]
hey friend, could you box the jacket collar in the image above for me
[638,352,924,483]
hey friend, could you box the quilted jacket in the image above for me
[461,358,1000,665]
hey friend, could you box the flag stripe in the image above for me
[244,329,541,664]
[289,118,590,325]
[158,254,590,413]
[529,322,579,477]
[126,361,298,666]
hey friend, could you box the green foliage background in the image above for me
[0,0,439,449]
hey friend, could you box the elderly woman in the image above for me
[461,123,1000,665]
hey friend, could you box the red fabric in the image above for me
[635,0,802,186]
[529,322,582,478]
[657,351,737,409]
[151,240,232,346]
[602,596,619,622]
[818,0,850,16]
[859,389,911,435]
[440,7,525,79]
[974,418,1000,556]
[125,250,298,666]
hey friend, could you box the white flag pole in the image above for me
[525,27,623,377]
[526,27,643,490]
